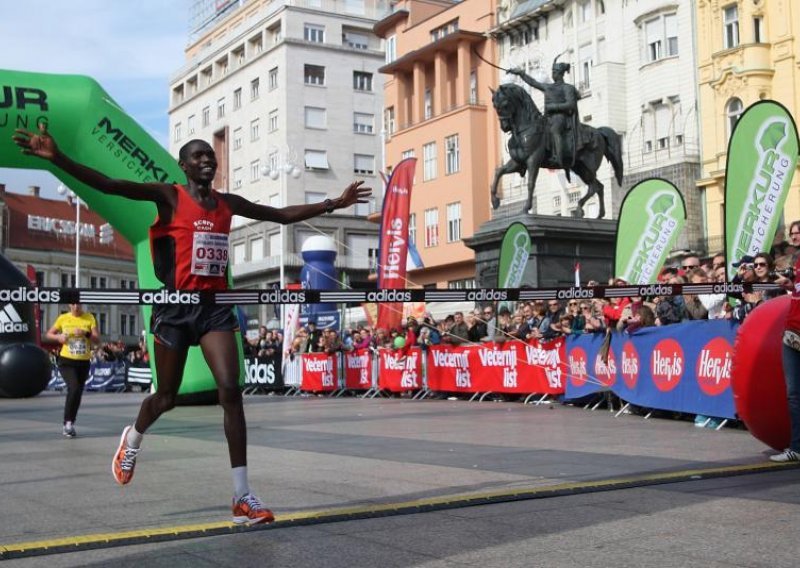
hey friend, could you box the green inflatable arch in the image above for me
[0,69,243,397]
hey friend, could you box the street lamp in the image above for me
[57,184,81,287]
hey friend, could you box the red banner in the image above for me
[344,348,372,390]
[377,158,417,332]
[377,347,422,392]
[26,264,41,345]
[300,353,338,392]
[426,339,566,394]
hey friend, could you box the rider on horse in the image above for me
[509,57,580,169]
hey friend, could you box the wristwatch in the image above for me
[324,198,335,214]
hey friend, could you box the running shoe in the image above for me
[769,448,800,463]
[62,424,76,438]
[112,426,140,485]
[232,493,274,525]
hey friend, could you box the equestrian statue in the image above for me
[490,56,623,218]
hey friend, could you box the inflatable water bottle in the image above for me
[300,235,340,329]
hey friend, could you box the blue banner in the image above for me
[566,320,738,418]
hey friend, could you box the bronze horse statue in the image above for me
[490,82,623,218]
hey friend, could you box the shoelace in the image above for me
[119,447,140,471]
[239,494,264,511]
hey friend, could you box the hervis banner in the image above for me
[726,100,799,278]
[0,69,243,398]
[615,179,686,284]
[497,222,531,289]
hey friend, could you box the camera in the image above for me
[770,267,795,280]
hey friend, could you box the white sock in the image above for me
[126,425,144,449]
[232,466,249,499]
[65,421,73,428]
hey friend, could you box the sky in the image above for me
[1,0,192,199]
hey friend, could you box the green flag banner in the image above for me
[0,69,243,397]
[497,222,531,289]
[615,179,686,284]
[725,100,799,278]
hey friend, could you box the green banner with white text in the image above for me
[615,179,686,284]
[725,100,799,278]
[497,222,531,289]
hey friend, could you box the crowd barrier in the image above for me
[261,320,739,419]
[47,360,128,393]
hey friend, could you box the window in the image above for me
[354,112,374,133]
[202,106,210,127]
[201,66,212,87]
[384,107,395,135]
[304,24,325,43]
[644,13,678,62]
[305,106,326,129]
[553,195,561,209]
[233,167,243,189]
[173,122,181,143]
[268,22,282,44]
[579,0,592,23]
[233,242,246,264]
[448,279,475,290]
[353,71,373,91]
[97,313,107,335]
[305,191,327,204]
[424,89,432,119]
[423,142,437,181]
[579,44,593,89]
[305,149,329,170]
[217,97,225,118]
[564,9,573,29]
[268,152,279,174]
[469,70,477,104]
[354,197,374,216]
[354,154,374,175]
[249,33,263,55]
[268,67,278,90]
[445,134,460,174]
[250,237,264,261]
[408,213,417,245]
[569,191,580,205]
[269,109,278,132]
[250,77,260,100]
[430,19,459,42]
[61,273,76,288]
[724,5,739,49]
[305,64,326,86]
[187,114,195,135]
[233,88,242,110]
[90,276,108,289]
[424,208,439,247]
[216,56,228,77]
[598,0,605,15]
[250,118,260,141]
[754,16,764,43]
[233,127,243,150]
[446,202,461,243]
[401,149,415,160]
[250,160,260,182]
[268,233,280,261]
[385,35,396,63]
[726,97,744,139]
[343,30,369,49]
[345,0,365,14]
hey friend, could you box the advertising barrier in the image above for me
[243,354,283,391]
[565,320,738,419]
[300,353,339,392]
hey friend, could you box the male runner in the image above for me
[14,124,370,524]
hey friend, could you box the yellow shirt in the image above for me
[53,312,97,361]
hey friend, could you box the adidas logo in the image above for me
[0,304,29,334]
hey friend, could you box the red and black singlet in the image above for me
[149,184,233,291]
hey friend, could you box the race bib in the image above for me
[67,333,88,357]
[191,232,229,277]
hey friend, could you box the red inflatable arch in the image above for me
[732,295,792,451]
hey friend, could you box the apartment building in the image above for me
[697,0,800,250]
[375,0,500,289]
[168,0,388,324]
[493,0,705,252]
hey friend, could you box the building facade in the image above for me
[0,184,139,344]
[375,0,501,289]
[169,0,388,325]
[493,0,705,254]
[697,0,800,251]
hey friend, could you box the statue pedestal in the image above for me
[463,213,618,289]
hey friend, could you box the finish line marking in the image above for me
[1,461,796,560]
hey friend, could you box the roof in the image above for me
[2,191,134,260]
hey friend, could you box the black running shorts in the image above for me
[151,304,239,350]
